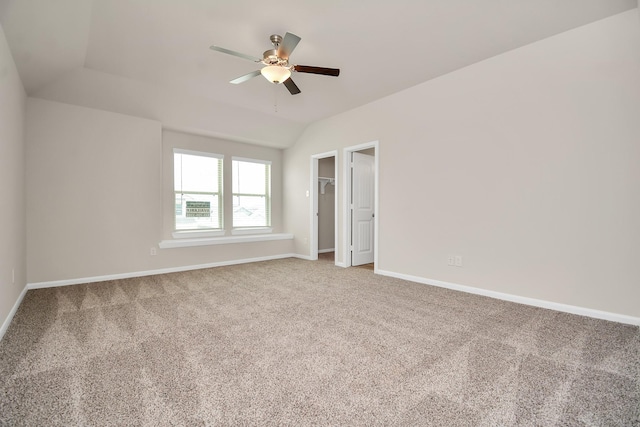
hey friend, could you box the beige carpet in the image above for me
[1,257,638,426]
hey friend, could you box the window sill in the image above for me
[231,227,272,235]
[172,229,225,239]
[159,233,293,249]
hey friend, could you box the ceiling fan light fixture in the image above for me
[261,66,291,84]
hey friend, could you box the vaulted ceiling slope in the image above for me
[1,0,637,147]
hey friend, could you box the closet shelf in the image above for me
[319,177,335,194]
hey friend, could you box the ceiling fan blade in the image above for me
[210,45,261,62]
[278,32,301,60]
[230,70,262,84]
[294,65,340,77]
[283,78,301,95]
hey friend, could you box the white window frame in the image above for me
[231,156,272,232]
[173,148,224,238]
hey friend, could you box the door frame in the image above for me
[310,150,338,263]
[343,141,379,270]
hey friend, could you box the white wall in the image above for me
[0,24,26,334]
[26,99,294,285]
[284,10,640,318]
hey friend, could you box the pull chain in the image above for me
[273,83,278,113]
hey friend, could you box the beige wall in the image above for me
[0,24,27,331]
[26,98,163,283]
[26,99,293,284]
[284,10,640,317]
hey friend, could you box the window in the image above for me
[174,149,223,231]
[232,157,271,228]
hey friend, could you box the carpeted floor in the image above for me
[1,257,638,426]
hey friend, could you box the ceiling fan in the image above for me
[210,32,340,95]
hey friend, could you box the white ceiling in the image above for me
[1,0,637,143]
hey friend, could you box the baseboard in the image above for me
[318,248,335,254]
[292,254,314,261]
[0,284,28,342]
[24,258,637,327]
[28,253,298,290]
[293,253,344,265]
[376,269,640,326]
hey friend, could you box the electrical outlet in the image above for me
[455,256,463,267]
[447,256,455,266]
[150,247,157,256]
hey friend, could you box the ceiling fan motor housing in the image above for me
[261,34,290,67]
[263,49,283,65]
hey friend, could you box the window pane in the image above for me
[174,153,219,193]
[232,159,271,228]
[175,193,221,230]
[233,195,267,227]
[232,161,266,195]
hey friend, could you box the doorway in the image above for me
[310,151,338,263]
[343,141,378,269]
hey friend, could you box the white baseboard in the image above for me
[294,253,344,266]
[318,248,335,254]
[27,253,335,291]
[376,269,640,326]
[0,285,28,342]
[21,258,638,330]
[292,254,314,261]
[28,253,298,290]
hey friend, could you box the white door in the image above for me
[351,152,375,266]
